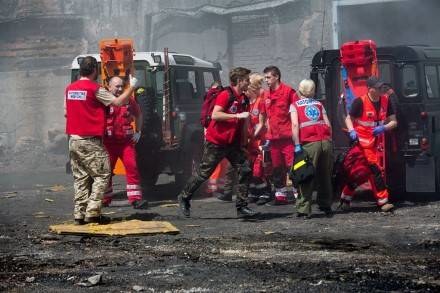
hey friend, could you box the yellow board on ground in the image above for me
[49,220,179,236]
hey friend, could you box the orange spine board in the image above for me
[99,38,135,88]
[340,40,378,97]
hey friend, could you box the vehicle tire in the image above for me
[135,87,162,189]
[174,140,203,190]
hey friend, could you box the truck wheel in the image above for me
[175,141,202,189]
[135,87,163,190]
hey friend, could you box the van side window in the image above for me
[315,72,326,101]
[425,65,440,99]
[175,69,197,101]
[402,65,418,98]
[378,62,392,85]
[203,71,216,93]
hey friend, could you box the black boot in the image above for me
[237,206,260,219]
[178,194,191,218]
[132,199,149,210]
[84,215,112,224]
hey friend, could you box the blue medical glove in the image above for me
[349,130,358,141]
[294,144,303,154]
[132,131,141,143]
[262,140,270,151]
[373,125,386,136]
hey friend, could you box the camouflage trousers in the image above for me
[69,137,111,220]
[180,141,252,208]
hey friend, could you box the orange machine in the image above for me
[99,38,136,175]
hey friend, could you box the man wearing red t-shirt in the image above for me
[178,67,259,219]
[262,66,298,205]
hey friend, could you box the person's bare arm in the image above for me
[96,86,135,106]
[323,113,332,136]
[291,110,300,145]
[253,113,265,137]
[111,87,135,106]
[96,75,138,106]
[385,114,397,131]
[135,111,143,133]
[345,114,355,131]
[211,105,249,121]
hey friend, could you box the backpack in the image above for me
[200,86,235,128]
[289,151,315,187]
[339,143,372,190]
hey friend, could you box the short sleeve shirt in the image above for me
[349,96,395,119]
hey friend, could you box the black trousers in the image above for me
[180,141,252,208]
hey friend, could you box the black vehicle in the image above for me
[310,46,440,198]
[71,51,222,193]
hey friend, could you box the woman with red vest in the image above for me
[291,79,333,219]
[102,76,148,209]
[263,66,298,205]
[246,73,272,204]
[342,76,397,212]
[65,56,137,224]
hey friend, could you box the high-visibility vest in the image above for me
[65,79,105,136]
[294,98,331,142]
[105,100,137,141]
[354,94,388,148]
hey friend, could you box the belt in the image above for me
[70,135,102,141]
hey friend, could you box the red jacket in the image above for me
[65,79,105,136]
[293,98,331,142]
[205,87,248,146]
[263,82,297,140]
[353,94,388,148]
[248,95,265,153]
[105,99,140,142]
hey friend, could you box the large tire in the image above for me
[175,140,203,190]
[135,87,162,189]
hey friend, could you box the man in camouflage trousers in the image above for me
[178,67,259,219]
[65,56,137,224]
[69,138,112,223]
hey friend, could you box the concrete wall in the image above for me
[0,0,434,171]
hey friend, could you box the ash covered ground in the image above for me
[0,169,439,292]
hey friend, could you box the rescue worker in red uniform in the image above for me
[262,66,298,204]
[102,76,148,209]
[291,79,333,219]
[342,76,397,212]
[246,73,272,204]
[64,56,137,224]
[178,67,259,219]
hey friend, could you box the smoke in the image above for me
[338,0,440,47]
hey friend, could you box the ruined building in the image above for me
[0,0,438,170]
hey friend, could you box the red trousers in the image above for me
[103,140,142,204]
[269,138,294,189]
[341,147,389,206]
[270,138,294,169]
